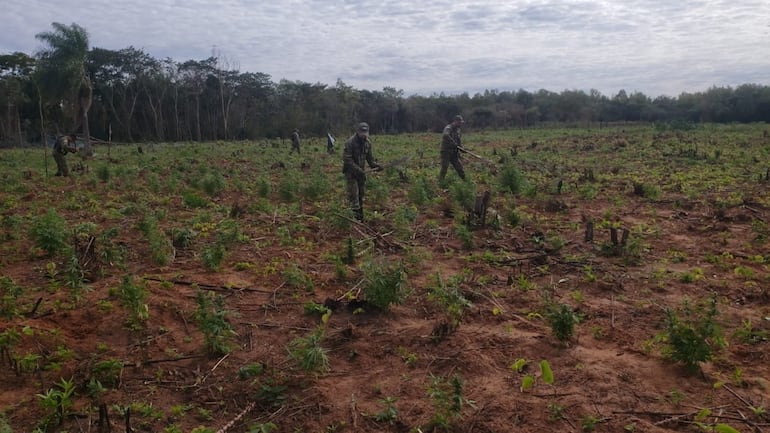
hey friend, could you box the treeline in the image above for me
[1,23,769,146]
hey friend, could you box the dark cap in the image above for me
[357,122,369,133]
[453,115,465,123]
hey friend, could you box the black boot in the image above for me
[355,208,364,222]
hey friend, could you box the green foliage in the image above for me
[200,171,226,196]
[91,358,124,388]
[116,275,149,330]
[407,174,435,206]
[732,318,768,344]
[248,423,277,433]
[0,413,12,433]
[547,303,579,343]
[0,276,22,318]
[256,176,272,198]
[96,164,111,182]
[201,242,226,271]
[498,162,527,194]
[360,258,408,311]
[429,271,472,325]
[301,167,331,200]
[195,290,237,356]
[36,377,76,427]
[344,236,355,265]
[520,359,555,392]
[372,397,399,424]
[449,179,476,211]
[454,223,474,249]
[171,227,196,248]
[277,173,300,202]
[663,295,725,372]
[238,362,265,380]
[182,191,209,208]
[138,215,174,265]
[288,326,329,373]
[283,263,314,291]
[425,374,472,430]
[29,208,69,256]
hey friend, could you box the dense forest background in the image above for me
[1,23,769,146]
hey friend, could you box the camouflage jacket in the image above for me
[54,135,76,155]
[342,134,376,176]
[440,124,462,152]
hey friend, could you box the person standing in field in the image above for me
[290,128,301,154]
[326,131,335,154]
[342,122,381,221]
[53,133,78,176]
[439,114,466,183]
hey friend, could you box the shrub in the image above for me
[547,303,579,343]
[183,192,209,208]
[498,163,527,194]
[361,258,408,311]
[200,172,226,196]
[663,295,725,372]
[195,290,237,356]
[288,327,329,374]
[29,208,69,256]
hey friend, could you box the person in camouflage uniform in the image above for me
[53,133,78,176]
[439,114,466,182]
[342,122,381,221]
[290,129,301,154]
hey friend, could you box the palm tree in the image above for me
[35,22,93,154]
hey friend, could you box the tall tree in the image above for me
[35,22,93,153]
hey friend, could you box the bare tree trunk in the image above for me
[195,94,202,142]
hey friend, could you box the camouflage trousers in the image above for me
[53,152,69,176]
[439,149,465,181]
[345,172,366,220]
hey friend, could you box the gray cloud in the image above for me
[2,0,769,98]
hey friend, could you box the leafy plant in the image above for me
[429,271,472,326]
[248,423,277,433]
[36,377,76,427]
[498,162,527,194]
[520,360,555,392]
[195,290,237,356]
[663,295,725,372]
[115,275,149,330]
[0,276,22,318]
[360,258,408,311]
[201,242,226,271]
[283,263,314,291]
[372,396,399,424]
[425,374,473,430]
[547,303,579,343]
[91,358,124,388]
[732,318,768,344]
[29,208,69,256]
[288,326,329,374]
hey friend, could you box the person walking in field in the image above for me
[439,114,466,183]
[342,122,381,221]
[53,133,78,176]
[290,128,301,154]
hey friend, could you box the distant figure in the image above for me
[53,133,78,176]
[290,129,301,154]
[326,132,335,154]
[342,122,381,221]
[439,114,466,182]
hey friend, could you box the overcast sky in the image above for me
[3,0,769,98]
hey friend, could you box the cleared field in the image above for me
[1,123,769,433]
